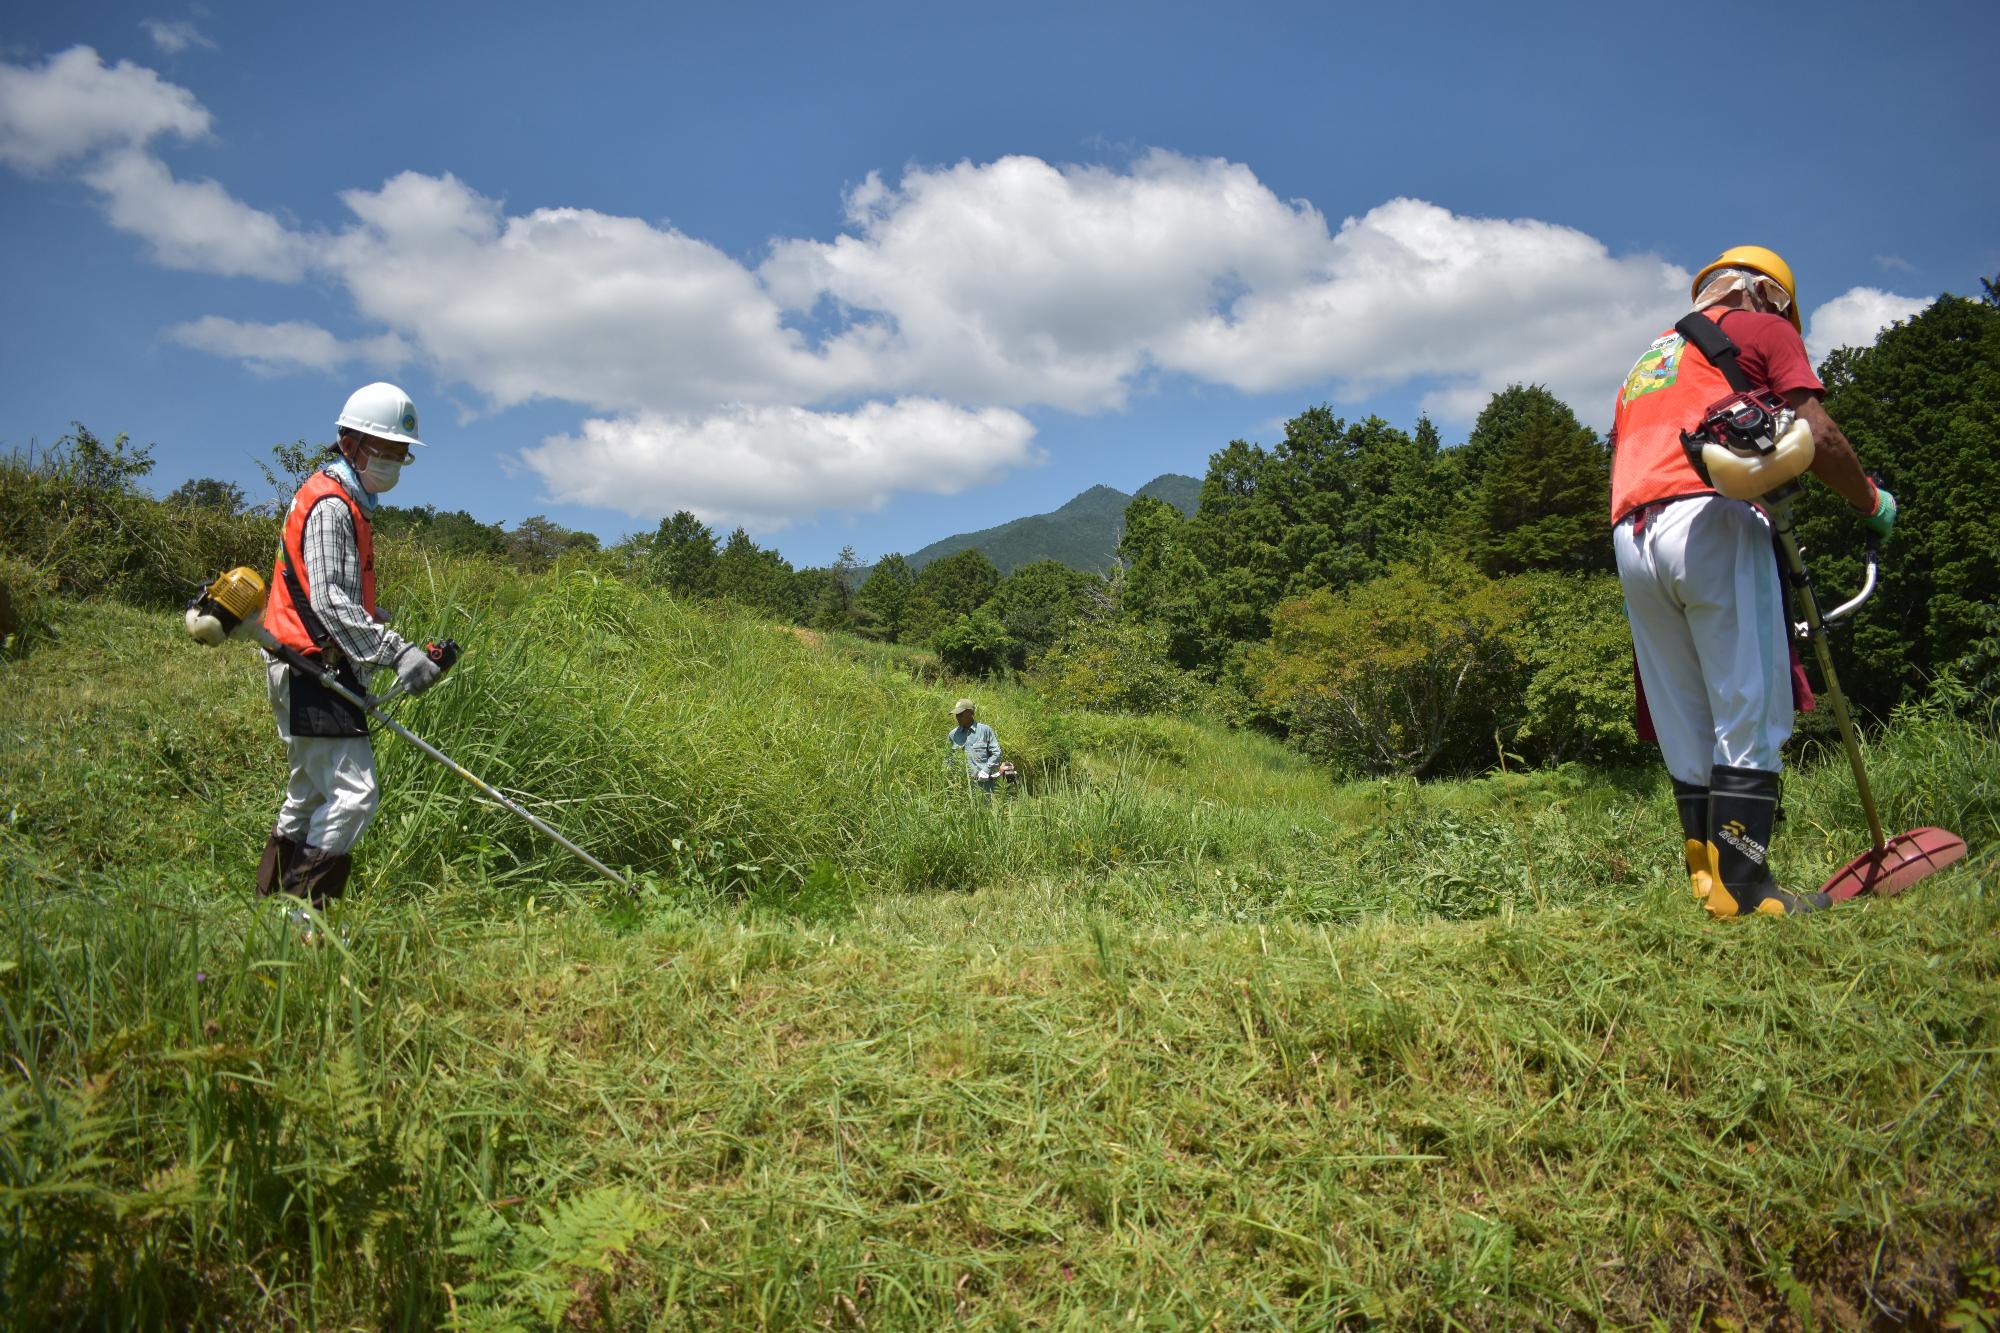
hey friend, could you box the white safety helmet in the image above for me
[335,381,425,447]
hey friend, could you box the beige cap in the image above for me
[952,698,976,715]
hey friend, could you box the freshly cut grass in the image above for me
[2,570,1996,1328]
[4,862,1995,1329]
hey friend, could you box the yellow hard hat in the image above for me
[1691,246,1801,331]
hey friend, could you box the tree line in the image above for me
[629,277,1994,781]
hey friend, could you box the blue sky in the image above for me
[3,0,1994,566]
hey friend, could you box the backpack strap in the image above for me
[1674,311,1756,393]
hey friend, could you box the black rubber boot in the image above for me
[1702,765,1829,918]
[255,832,300,898]
[283,847,353,909]
[1671,779,1710,904]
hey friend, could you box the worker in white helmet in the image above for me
[255,382,452,906]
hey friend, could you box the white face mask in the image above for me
[358,455,403,494]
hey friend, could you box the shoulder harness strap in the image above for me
[1673,311,1756,394]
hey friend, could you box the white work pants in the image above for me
[267,659,380,854]
[1614,495,1792,787]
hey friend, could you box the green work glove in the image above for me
[1859,483,1897,540]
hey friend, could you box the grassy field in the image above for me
[3,556,1997,1329]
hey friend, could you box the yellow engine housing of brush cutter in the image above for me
[1704,415,1815,502]
[184,566,268,645]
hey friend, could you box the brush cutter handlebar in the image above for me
[1794,534,1878,637]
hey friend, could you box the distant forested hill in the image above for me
[907,474,1200,574]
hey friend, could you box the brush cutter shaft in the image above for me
[1767,498,1886,849]
[1767,496,1968,900]
[256,629,631,890]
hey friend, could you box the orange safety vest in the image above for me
[1608,309,1753,525]
[265,469,376,657]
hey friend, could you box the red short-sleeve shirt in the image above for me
[1712,307,1823,398]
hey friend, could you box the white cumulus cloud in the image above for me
[326,172,836,413]
[166,316,410,375]
[0,44,208,171]
[1152,197,1688,424]
[141,20,217,55]
[1805,287,1930,364]
[762,161,1690,427]
[81,148,318,280]
[520,399,1039,528]
[762,151,1336,412]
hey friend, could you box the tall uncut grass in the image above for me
[2,556,1997,1329]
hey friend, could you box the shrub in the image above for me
[1247,557,1524,776]
[0,427,274,610]
[1034,618,1205,716]
[1509,572,1647,767]
[934,609,1017,678]
[0,553,57,656]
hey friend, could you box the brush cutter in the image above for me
[186,567,633,891]
[1764,488,1967,901]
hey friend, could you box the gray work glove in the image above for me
[392,642,444,696]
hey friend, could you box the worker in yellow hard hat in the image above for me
[1608,246,1897,918]
[1689,246,1803,331]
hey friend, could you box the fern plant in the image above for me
[444,1185,665,1330]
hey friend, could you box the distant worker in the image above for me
[1610,247,1895,917]
[947,698,1003,797]
[255,382,453,907]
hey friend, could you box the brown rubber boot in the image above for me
[1702,765,1829,918]
[255,833,300,898]
[284,848,353,908]
[1671,779,1710,903]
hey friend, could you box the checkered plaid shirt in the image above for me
[294,471,410,671]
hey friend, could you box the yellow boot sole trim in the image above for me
[1698,841,1745,919]
[1684,838,1713,904]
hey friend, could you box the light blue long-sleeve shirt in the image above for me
[947,722,1001,779]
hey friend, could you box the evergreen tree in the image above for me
[1471,397,1610,575]
[649,510,717,599]
[1414,414,1442,461]
[1117,495,1221,669]
[980,559,1098,664]
[713,527,797,616]
[1794,286,2000,714]
[813,545,861,631]
[853,553,914,641]
[1175,409,1442,658]
[1185,437,1287,643]
[903,548,1000,644]
[1454,385,1559,497]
